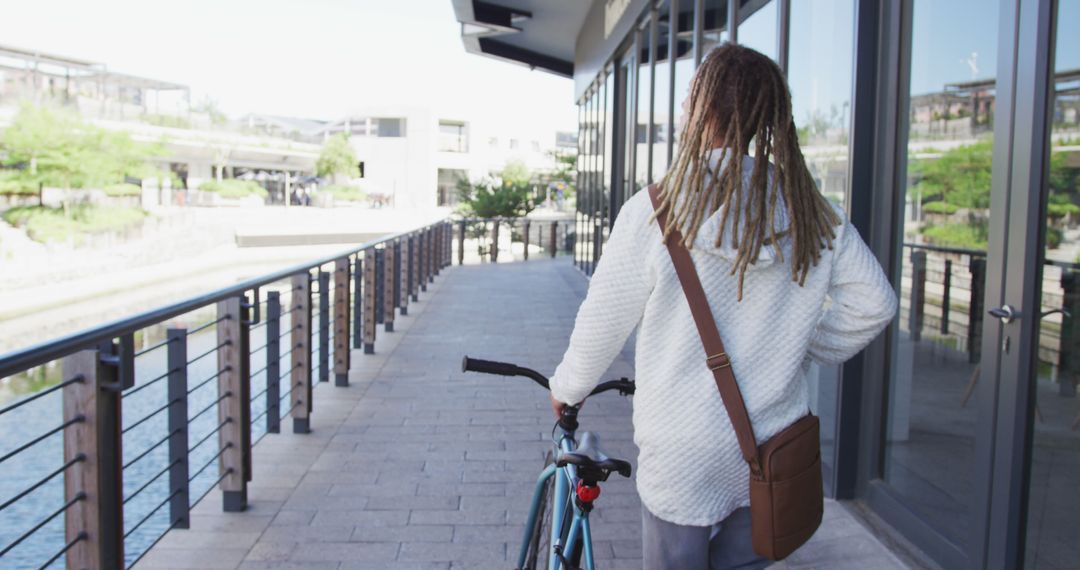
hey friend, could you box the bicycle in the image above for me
[461,356,636,570]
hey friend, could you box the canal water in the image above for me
[0,313,304,568]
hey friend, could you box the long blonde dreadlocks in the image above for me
[654,43,841,300]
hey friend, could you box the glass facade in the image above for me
[573,1,1078,566]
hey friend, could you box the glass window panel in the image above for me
[1025,1,1080,567]
[672,0,696,155]
[653,2,672,178]
[702,0,729,56]
[739,1,777,61]
[788,0,855,479]
[637,23,653,188]
[885,0,998,549]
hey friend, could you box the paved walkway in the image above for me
[137,259,914,570]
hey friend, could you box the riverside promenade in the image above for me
[135,259,913,570]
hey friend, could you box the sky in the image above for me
[0,0,579,132]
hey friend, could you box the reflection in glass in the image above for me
[1025,1,1080,566]
[788,0,855,477]
[653,2,671,178]
[672,1,695,154]
[637,23,653,188]
[739,1,777,61]
[701,0,729,56]
[885,0,998,548]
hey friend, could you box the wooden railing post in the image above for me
[63,349,123,569]
[291,273,312,433]
[458,220,466,265]
[550,221,558,258]
[968,257,986,363]
[363,248,377,354]
[266,292,281,432]
[374,248,385,325]
[352,255,363,350]
[384,243,396,332]
[909,250,926,342]
[400,239,409,316]
[433,226,442,276]
[427,227,435,282]
[420,230,429,291]
[523,220,531,261]
[491,220,501,263]
[318,271,330,383]
[1060,270,1079,397]
[166,327,191,528]
[411,234,420,300]
[216,296,250,511]
[334,257,351,387]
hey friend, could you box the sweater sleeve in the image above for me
[549,201,655,405]
[807,220,898,365]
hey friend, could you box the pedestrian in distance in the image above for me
[548,43,897,570]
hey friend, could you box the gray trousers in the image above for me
[641,506,771,570]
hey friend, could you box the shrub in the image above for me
[0,171,36,195]
[920,222,988,250]
[103,183,142,197]
[199,179,268,199]
[2,204,147,244]
[922,201,959,215]
[1046,227,1063,250]
[323,185,367,202]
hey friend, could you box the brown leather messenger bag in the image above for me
[648,185,823,560]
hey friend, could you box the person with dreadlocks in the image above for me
[548,44,896,569]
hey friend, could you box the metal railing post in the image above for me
[420,230,429,291]
[363,249,377,354]
[968,257,986,363]
[352,256,363,350]
[63,349,123,569]
[942,259,952,334]
[433,226,441,276]
[384,243,396,332]
[1059,270,1078,397]
[491,220,500,263]
[909,250,926,342]
[458,220,466,265]
[375,248,385,324]
[550,221,558,258]
[216,296,250,511]
[523,220,531,261]
[318,271,330,383]
[166,328,190,528]
[266,292,281,433]
[411,234,420,301]
[334,257,351,387]
[291,273,312,433]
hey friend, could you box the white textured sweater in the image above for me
[550,151,897,526]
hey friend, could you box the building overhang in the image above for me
[451,0,589,78]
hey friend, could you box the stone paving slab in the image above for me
[137,259,914,569]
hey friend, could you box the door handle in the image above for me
[988,305,1019,324]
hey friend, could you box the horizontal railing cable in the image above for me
[122,399,179,435]
[187,341,230,366]
[124,488,182,540]
[250,363,269,378]
[133,337,176,358]
[188,443,233,482]
[188,418,230,454]
[122,368,177,399]
[0,454,84,514]
[0,376,83,418]
[188,315,229,336]
[187,392,231,424]
[123,429,179,470]
[191,468,234,509]
[187,367,230,396]
[0,492,85,558]
[39,531,87,570]
[0,416,84,465]
[124,459,181,506]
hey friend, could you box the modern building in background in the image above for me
[454,1,1080,568]
[0,43,573,210]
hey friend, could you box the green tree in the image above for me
[910,140,994,210]
[500,159,531,186]
[316,133,360,179]
[455,177,535,218]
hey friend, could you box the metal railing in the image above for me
[901,242,1080,376]
[0,219,453,568]
[452,217,575,265]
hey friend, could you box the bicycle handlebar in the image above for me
[461,356,636,397]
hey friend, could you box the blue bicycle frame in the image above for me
[517,429,596,570]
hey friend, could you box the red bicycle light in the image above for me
[576,482,601,503]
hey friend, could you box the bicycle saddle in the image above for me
[556,432,632,482]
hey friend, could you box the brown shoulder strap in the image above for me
[648,185,762,469]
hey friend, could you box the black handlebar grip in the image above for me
[461,356,519,376]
